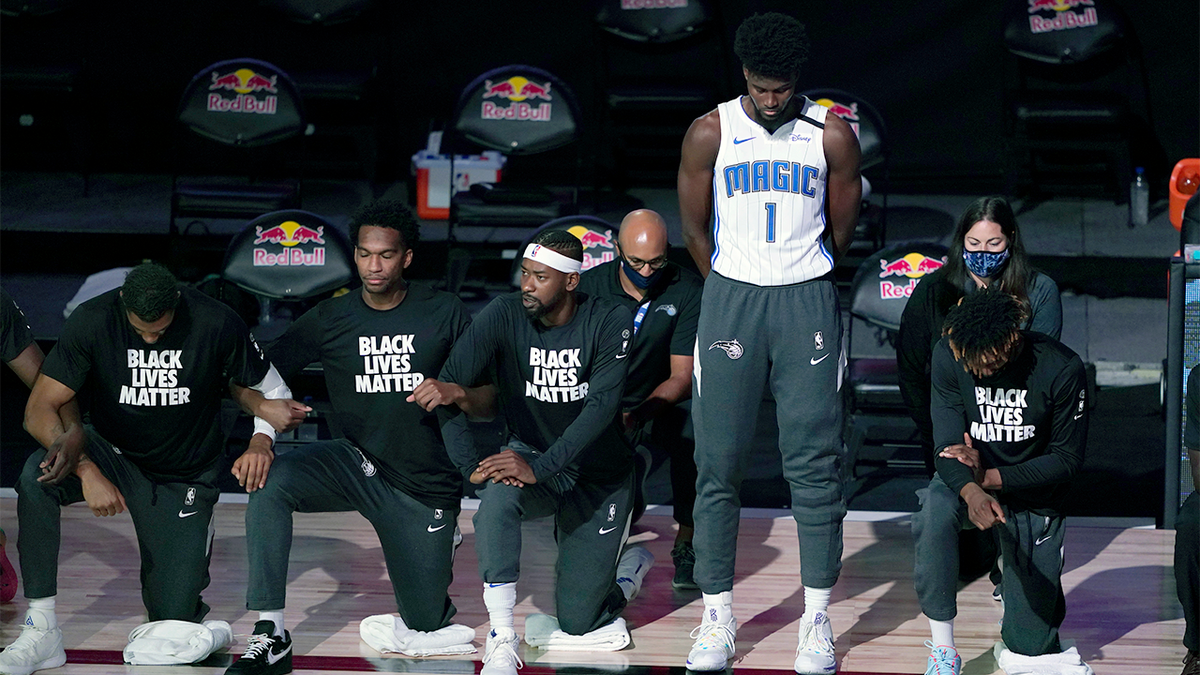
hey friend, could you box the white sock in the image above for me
[802,586,832,622]
[701,591,733,626]
[483,582,516,632]
[258,611,285,637]
[27,597,57,629]
[929,618,955,650]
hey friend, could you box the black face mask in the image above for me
[621,257,665,290]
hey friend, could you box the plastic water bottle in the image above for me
[1130,166,1149,228]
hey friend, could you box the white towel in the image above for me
[359,614,475,657]
[994,641,1095,675]
[123,620,232,665]
[523,614,630,652]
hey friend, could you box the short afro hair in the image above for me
[121,262,179,322]
[531,229,583,262]
[350,199,421,250]
[942,288,1028,368]
[734,12,809,81]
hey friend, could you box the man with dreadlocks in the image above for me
[677,10,860,674]
[913,289,1090,675]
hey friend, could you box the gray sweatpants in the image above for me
[245,439,458,632]
[691,271,846,592]
[472,440,631,635]
[913,475,1067,656]
[16,426,218,622]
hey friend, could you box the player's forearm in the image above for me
[458,384,498,419]
[24,398,70,450]
[631,374,691,423]
[530,390,622,480]
[681,221,713,278]
[996,448,1081,492]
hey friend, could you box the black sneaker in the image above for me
[226,621,292,675]
[671,540,699,590]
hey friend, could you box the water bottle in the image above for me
[1130,166,1149,228]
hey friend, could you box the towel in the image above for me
[359,614,475,657]
[523,614,630,652]
[994,641,1095,675]
[123,619,232,665]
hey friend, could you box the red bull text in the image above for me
[877,253,944,299]
[207,69,279,115]
[1027,0,1098,33]
[252,223,327,266]
[582,252,614,271]
[479,77,554,122]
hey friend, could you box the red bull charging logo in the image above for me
[252,220,326,267]
[878,252,945,299]
[814,98,860,139]
[208,68,279,115]
[481,76,553,122]
[1027,0,1097,33]
[566,225,615,271]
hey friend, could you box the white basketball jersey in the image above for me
[710,96,833,286]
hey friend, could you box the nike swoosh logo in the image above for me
[1034,534,1054,546]
[178,510,198,518]
[427,524,448,533]
[1073,413,1083,420]
[615,353,627,359]
[267,644,292,665]
[598,526,618,535]
[733,136,754,144]
[810,354,830,365]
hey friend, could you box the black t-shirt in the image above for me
[268,284,471,510]
[439,291,632,482]
[1,288,34,362]
[41,286,270,481]
[575,261,702,408]
[931,331,1088,515]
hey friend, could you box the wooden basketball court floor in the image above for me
[0,493,1187,674]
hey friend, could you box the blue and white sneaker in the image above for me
[924,640,961,675]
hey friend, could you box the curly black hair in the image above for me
[120,262,179,321]
[734,12,809,81]
[531,229,583,262]
[350,199,421,250]
[942,288,1028,368]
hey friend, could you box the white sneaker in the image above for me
[480,627,522,675]
[0,612,67,675]
[794,611,836,674]
[615,545,655,601]
[686,617,736,671]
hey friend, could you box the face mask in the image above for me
[621,258,664,290]
[963,248,1010,278]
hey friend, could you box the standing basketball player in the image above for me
[677,12,860,674]
[418,230,639,675]
[4,263,282,675]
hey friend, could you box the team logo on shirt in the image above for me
[120,349,191,407]
[356,334,426,394]
[973,386,1035,443]
[434,509,444,520]
[708,339,743,360]
[654,304,677,316]
[526,347,590,402]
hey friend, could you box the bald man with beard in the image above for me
[576,209,704,589]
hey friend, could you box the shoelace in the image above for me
[8,626,48,651]
[797,619,833,655]
[689,622,735,652]
[485,637,523,668]
[240,633,274,659]
[673,544,695,564]
[924,640,958,674]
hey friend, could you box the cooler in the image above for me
[412,150,506,220]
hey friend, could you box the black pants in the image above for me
[629,402,695,528]
[472,439,631,635]
[1178,491,1199,654]
[15,426,218,622]
[244,439,458,632]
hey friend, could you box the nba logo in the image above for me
[434,509,444,520]
[185,487,196,506]
[814,331,824,351]
[608,504,616,522]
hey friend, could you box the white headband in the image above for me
[523,243,582,274]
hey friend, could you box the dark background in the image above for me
[2,0,1195,191]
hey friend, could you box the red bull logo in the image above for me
[1027,0,1097,33]
[252,220,327,267]
[621,0,688,8]
[878,252,945,300]
[480,76,553,123]
[565,225,615,270]
[814,98,860,138]
[207,68,279,115]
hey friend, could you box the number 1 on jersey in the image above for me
[764,202,777,243]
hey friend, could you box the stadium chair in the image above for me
[593,0,729,188]
[441,65,584,294]
[1002,0,1155,203]
[0,0,89,194]
[802,88,889,253]
[843,241,948,481]
[257,0,380,181]
[171,58,306,235]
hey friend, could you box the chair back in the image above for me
[1003,0,1126,65]
[223,210,355,300]
[802,88,887,173]
[448,65,582,157]
[179,58,305,147]
[595,0,713,43]
[850,242,949,333]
